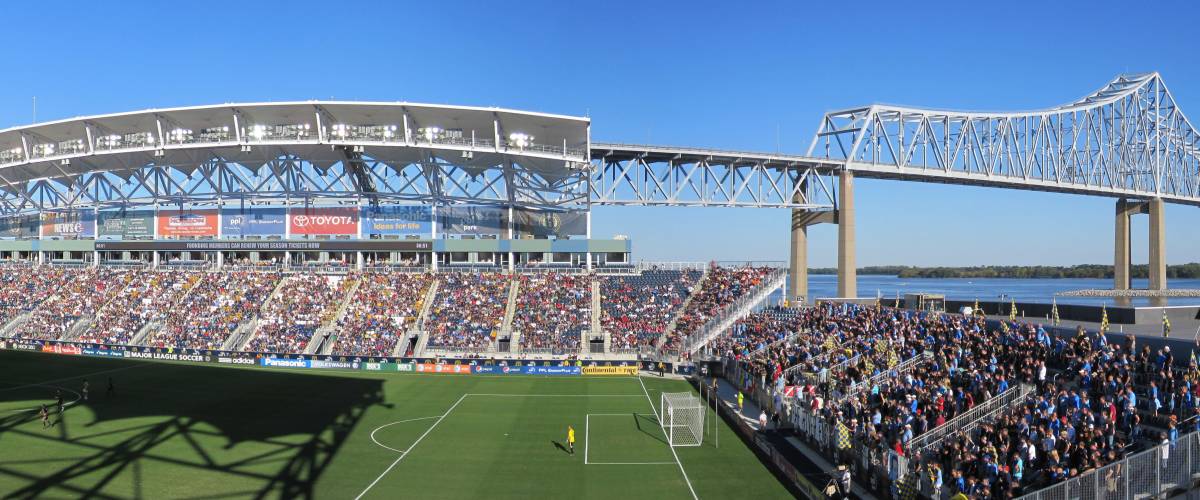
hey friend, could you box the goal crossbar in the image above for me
[660,392,704,447]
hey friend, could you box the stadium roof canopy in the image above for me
[0,102,590,185]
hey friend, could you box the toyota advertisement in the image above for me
[289,207,359,235]
[221,208,286,237]
[157,210,219,237]
[40,211,96,238]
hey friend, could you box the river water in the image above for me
[778,275,1200,307]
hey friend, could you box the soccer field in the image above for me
[0,351,793,499]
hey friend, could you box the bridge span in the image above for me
[594,73,1200,302]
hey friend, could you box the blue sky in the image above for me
[1,0,1197,266]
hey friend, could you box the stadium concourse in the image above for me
[0,263,775,360]
[715,302,1200,499]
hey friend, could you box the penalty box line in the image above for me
[585,413,674,466]
[356,392,648,499]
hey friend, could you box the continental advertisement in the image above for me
[582,365,639,376]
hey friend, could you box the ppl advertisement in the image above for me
[522,366,581,376]
[289,207,359,235]
[41,211,96,238]
[439,206,502,236]
[363,205,431,236]
[221,208,286,237]
[98,210,154,239]
[157,210,219,237]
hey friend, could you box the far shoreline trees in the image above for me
[808,263,1200,279]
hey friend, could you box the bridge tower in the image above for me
[1113,197,1167,292]
[788,170,856,304]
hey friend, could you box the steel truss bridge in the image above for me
[0,72,1194,215]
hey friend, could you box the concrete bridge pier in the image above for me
[837,171,856,299]
[1113,197,1167,292]
[787,171,857,305]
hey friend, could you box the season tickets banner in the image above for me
[289,207,359,235]
[363,206,431,236]
[41,212,96,238]
[221,208,285,237]
[157,210,219,237]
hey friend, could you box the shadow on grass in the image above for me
[630,412,669,445]
[0,351,386,499]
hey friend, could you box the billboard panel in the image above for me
[289,207,359,236]
[41,212,96,238]
[363,205,431,236]
[439,206,502,236]
[98,210,154,239]
[157,210,219,237]
[513,208,586,238]
[0,215,40,238]
[221,208,286,237]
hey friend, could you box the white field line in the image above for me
[585,414,590,464]
[638,376,699,500]
[369,416,442,453]
[3,386,82,414]
[354,394,467,500]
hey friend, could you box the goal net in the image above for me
[660,392,704,447]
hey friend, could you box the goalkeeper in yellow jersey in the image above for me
[567,425,576,455]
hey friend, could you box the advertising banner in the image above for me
[513,208,587,238]
[260,358,312,368]
[363,205,432,236]
[473,365,520,375]
[581,365,638,376]
[309,360,359,370]
[41,344,82,355]
[0,215,39,238]
[362,362,417,372]
[41,211,96,238]
[521,366,581,376]
[289,207,359,236]
[123,350,208,362]
[217,355,256,365]
[98,210,154,239]
[157,210,219,237]
[439,206,502,236]
[221,208,286,238]
[82,346,125,358]
[415,363,473,374]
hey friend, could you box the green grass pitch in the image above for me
[0,351,793,499]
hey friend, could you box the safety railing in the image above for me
[680,267,787,354]
[1017,430,1200,500]
[908,382,1034,455]
[837,351,932,403]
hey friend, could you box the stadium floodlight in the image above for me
[249,125,267,140]
[57,139,85,155]
[508,132,534,149]
[331,123,349,139]
[0,147,22,163]
[383,125,398,139]
[418,126,443,142]
[660,392,704,447]
[168,128,193,144]
[198,126,230,142]
[96,134,122,149]
[32,143,55,157]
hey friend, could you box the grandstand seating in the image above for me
[425,272,510,351]
[146,271,281,350]
[10,268,128,341]
[330,272,432,357]
[512,273,590,353]
[244,273,353,354]
[600,269,699,351]
[666,265,772,350]
[76,270,198,345]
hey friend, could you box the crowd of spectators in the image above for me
[425,272,511,351]
[147,271,281,350]
[11,269,128,340]
[331,272,432,357]
[666,265,772,350]
[244,273,353,354]
[600,269,700,351]
[724,302,1198,498]
[76,271,198,345]
[513,273,590,353]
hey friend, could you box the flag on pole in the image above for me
[1009,298,1018,321]
[1190,349,1197,367]
[1051,298,1060,327]
[1163,310,1172,338]
[1100,305,1109,334]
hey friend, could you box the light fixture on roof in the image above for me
[508,132,534,149]
[169,128,193,143]
[419,127,443,142]
[250,125,267,140]
[331,123,349,139]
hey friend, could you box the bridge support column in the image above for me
[1114,198,1133,290]
[837,171,856,298]
[1148,197,1167,290]
[788,210,807,305]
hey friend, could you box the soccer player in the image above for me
[82,380,89,401]
[106,377,115,398]
[55,390,64,415]
[39,405,49,429]
[567,425,576,456]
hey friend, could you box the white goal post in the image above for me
[660,392,704,447]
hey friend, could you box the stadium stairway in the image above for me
[312,278,363,355]
[222,318,258,351]
[236,276,292,352]
[499,277,520,351]
[129,320,162,346]
[656,267,708,350]
[60,317,93,341]
[677,268,787,355]
[410,279,441,357]
[591,280,605,352]
[0,312,32,338]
